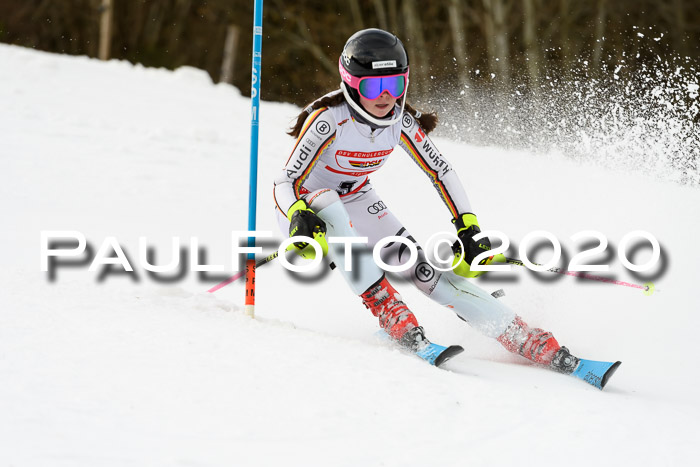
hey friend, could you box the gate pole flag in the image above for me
[245,0,263,318]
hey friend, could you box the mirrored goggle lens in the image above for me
[358,75,406,100]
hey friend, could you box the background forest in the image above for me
[1,0,698,180]
[2,1,698,102]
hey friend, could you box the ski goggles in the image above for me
[339,60,409,100]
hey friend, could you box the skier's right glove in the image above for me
[451,213,493,278]
[287,199,329,260]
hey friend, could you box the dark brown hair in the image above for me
[287,92,438,139]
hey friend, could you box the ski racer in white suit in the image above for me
[274,28,579,373]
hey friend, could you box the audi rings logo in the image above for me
[367,201,387,215]
[315,120,331,135]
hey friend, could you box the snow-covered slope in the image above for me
[1,44,699,466]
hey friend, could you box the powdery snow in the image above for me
[1,44,699,467]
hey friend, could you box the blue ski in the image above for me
[376,329,464,367]
[551,347,621,389]
[416,342,465,367]
[570,358,622,389]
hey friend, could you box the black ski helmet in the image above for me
[339,28,409,127]
[340,28,409,78]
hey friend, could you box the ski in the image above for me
[551,347,621,389]
[379,330,620,384]
[376,329,464,367]
[415,342,465,367]
[570,358,622,389]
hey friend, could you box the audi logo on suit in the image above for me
[367,201,387,214]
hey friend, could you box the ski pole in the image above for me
[504,257,657,295]
[207,250,279,294]
[207,238,333,294]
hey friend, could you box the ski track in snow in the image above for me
[1,44,699,466]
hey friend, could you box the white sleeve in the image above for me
[273,108,336,215]
[398,112,473,218]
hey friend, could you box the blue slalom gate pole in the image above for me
[245,0,263,318]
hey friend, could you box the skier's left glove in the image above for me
[287,199,329,260]
[451,213,493,278]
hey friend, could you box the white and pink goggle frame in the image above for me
[339,58,409,100]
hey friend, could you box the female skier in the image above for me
[273,29,619,385]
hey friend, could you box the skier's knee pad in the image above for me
[430,273,516,338]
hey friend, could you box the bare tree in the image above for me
[481,0,511,87]
[272,0,337,78]
[559,0,572,75]
[220,25,240,84]
[372,0,389,31]
[447,0,471,92]
[167,0,192,55]
[348,0,364,31]
[401,0,428,96]
[672,0,688,58]
[386,0,399,33]
[126,0,146,52]
[141,1,166,51]
[98,0,113,60]
[522,0,540,92]
[591,0,607,73]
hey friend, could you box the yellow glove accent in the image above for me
[452,213,480,233]
[297,231,328,260]
[287,199,329,260]
[287,199,309,221]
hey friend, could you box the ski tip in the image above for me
[434,345,465,367]
[600,361,622,389]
